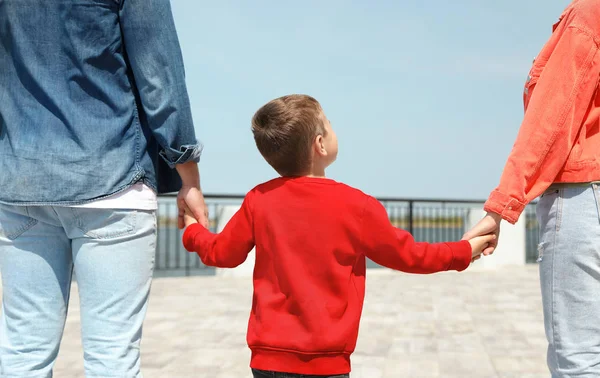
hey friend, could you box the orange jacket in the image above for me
[484,0,600,224]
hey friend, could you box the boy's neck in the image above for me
[306,167,326,178]
[306,161,327,178]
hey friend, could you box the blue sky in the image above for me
[170,0,568,200]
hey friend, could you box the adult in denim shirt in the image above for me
[0,0,208,376]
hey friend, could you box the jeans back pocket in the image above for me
[71,208,138,240]
[0,205,37,240]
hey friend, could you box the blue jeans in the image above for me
[0,205,156,378]
[538,183,600,377]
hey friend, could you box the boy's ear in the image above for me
[314,135,326,157]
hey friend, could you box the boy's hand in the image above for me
[183,204,199,228]
[468,234,497,262]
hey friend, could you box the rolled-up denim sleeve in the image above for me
[119,0,201,168]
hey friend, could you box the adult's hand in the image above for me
[177,185,208,229]
[462,212,502,256]
[175,161,209,229]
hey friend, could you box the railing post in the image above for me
[408,200,414,235]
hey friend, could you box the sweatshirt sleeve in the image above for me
[360,196,472,273]
[182,191,255,268]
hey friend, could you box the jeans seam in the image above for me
[551,189,561,372]
[555,188,563,233]
[592,184,600,225]
[150,212,157,270]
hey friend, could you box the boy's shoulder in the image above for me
[328,180,372,200]
[248,177,373,201]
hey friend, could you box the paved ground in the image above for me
[0,265,548,378]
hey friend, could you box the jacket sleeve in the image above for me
[485,26,600,223]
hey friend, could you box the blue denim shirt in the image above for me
[0,0,202,205]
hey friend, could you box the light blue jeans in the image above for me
[0,205,156,378]
[537,183,600,378]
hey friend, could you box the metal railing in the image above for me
[156,194,540,276]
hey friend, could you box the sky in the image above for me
[169,0,568,200]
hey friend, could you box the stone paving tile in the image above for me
[0,265,548,377]
[382,354,439,377]
[440,351,497,376]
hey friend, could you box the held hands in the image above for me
[467,234,497,263]
[463,212,502,256]
[463,212,503,263]
[175,162,209,229]
[183,203,199,228]
[177,185,209,229]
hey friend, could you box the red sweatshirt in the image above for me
[182,176,472,375]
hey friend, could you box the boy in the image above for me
[182,94,494,378]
